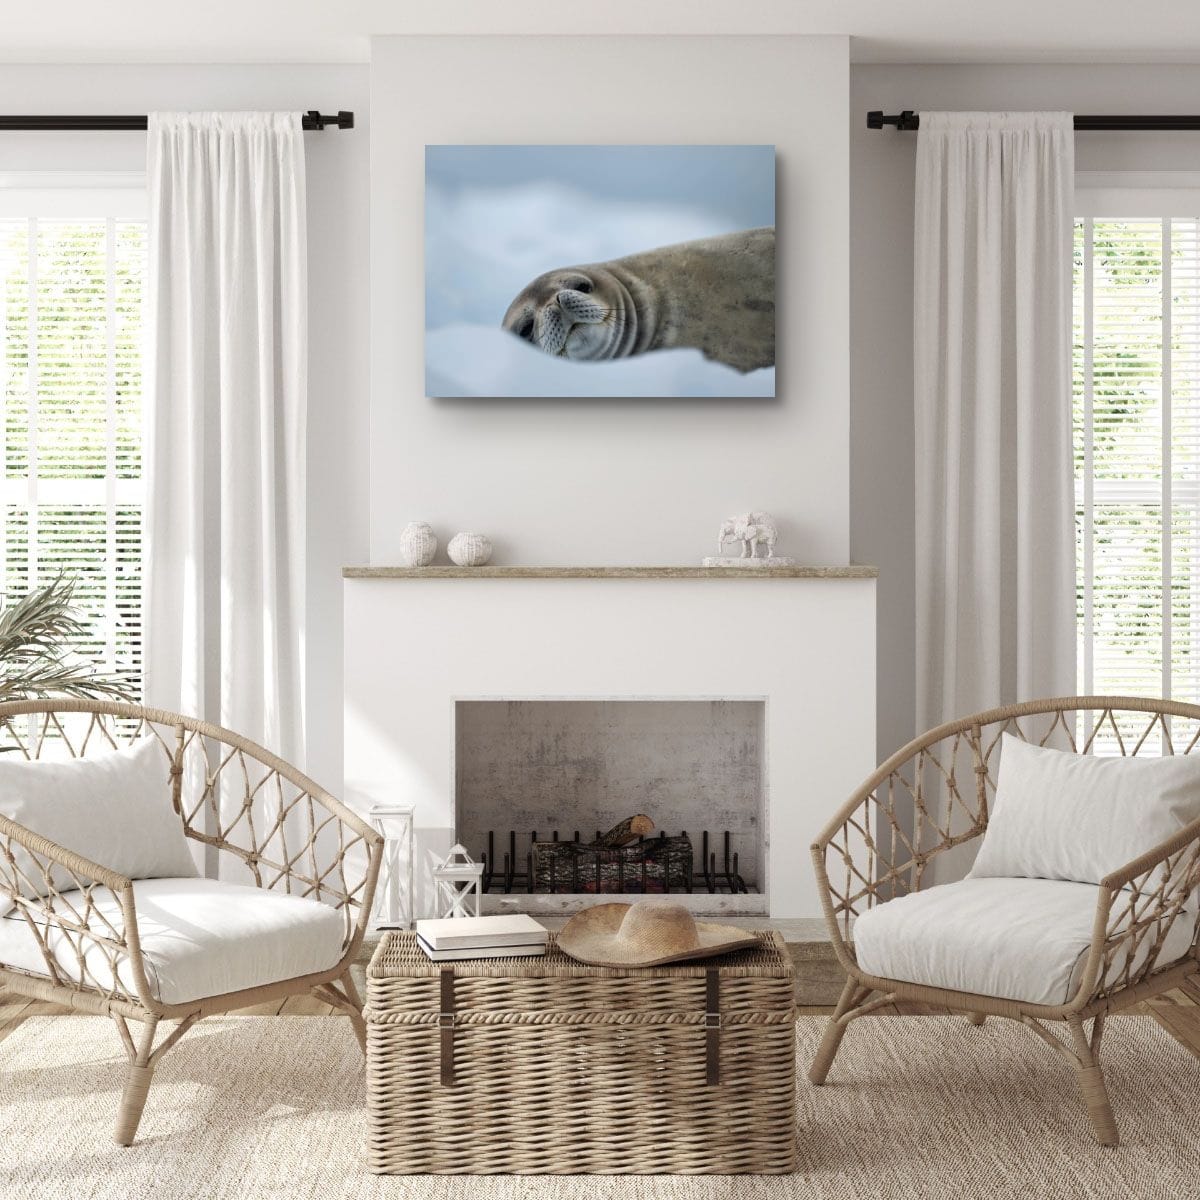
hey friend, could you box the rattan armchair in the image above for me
[810,697,1200,1146]
[0,700,382,1146]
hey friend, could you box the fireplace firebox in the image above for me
[454,698,766,914]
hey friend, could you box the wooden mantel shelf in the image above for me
[343,565,878,580]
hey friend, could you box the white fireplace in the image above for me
[343,566,876,919]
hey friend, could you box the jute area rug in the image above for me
[1,1014,1197,1200]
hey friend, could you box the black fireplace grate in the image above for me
[478,829,750,894]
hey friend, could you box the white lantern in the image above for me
[433,843,484,919]
[370,803,415,930]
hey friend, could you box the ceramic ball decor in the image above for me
[447,532,493,567]
[398,522,437,567]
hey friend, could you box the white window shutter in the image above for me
[0,208,145,696]
[1075,214,1200,726]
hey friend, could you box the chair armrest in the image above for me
[280,788,384,960]
[0,812,157,1009]
[1100,816,1200,892]
[0,811,131,894]
[812,729,990,961]
[177,733,384,962]
[1072,816,1200,1009]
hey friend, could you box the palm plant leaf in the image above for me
[0,576,136,704]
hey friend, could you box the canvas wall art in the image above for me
[425,145,776,398]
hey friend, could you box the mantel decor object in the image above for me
[703,511,799,568]
[446,532,493,567]
[370,802,416,930]
[432,843,484,919]
[398,522,438,567]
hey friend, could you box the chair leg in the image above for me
[967,1011,987,1026]
[112,1015,158,1147]
[111,1012,199,1147]
[809,977,865,1086]
[114,1059,156,1147]
[313,972,367,1057]
[1068,1016,1119,1147]
[341,971,368,1057]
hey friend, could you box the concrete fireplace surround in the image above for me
[343,566,876,919]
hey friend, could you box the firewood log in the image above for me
[532,834,692,892]
[589,815,655,849]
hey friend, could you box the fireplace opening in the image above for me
[454,699,766,914]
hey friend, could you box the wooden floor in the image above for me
[2,980,1198,1057]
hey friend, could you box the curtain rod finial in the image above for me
[867,110,920,131]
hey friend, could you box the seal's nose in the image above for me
[557,289,605,324]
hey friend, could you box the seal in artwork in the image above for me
[501,227,775,373]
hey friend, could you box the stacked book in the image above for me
[415,914,548,962]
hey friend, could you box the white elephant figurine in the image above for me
[718,511,778,559]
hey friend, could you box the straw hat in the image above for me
[557,901,759,967]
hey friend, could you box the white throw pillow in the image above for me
[0,736,197,911]
[969,733,1200,886]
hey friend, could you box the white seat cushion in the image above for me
[0,877,346,1006]
[853,877,1198,1007]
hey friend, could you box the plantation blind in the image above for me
[0,183,147,696]
[1074,192,1200,708]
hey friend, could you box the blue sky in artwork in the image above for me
[424,145,776,397]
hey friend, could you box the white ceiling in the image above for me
[3,0,1200,65]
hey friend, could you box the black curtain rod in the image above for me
[869,110,1200,132]
[0,110,353,132]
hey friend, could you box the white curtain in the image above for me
[145,112,308,765]
[914,112,1076,732]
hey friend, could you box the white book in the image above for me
[417,935,547,963]
[415,914,548,951]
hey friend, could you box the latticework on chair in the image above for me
[0,700,382,1145]
[810,696,1200,1146]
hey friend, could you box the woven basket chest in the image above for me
[365,930,796,1174]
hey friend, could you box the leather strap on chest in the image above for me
[439,968,456,1086]
[705,968,721,1086]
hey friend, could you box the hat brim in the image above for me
[558,903,760,967]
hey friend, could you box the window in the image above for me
[1074,180,1200,711]
[0,178,147,696]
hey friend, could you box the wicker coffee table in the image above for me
[365,930,797,1174]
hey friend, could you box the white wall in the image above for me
[369,35,851,566]
[0,64,370,792]
[851,64,1200,765]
